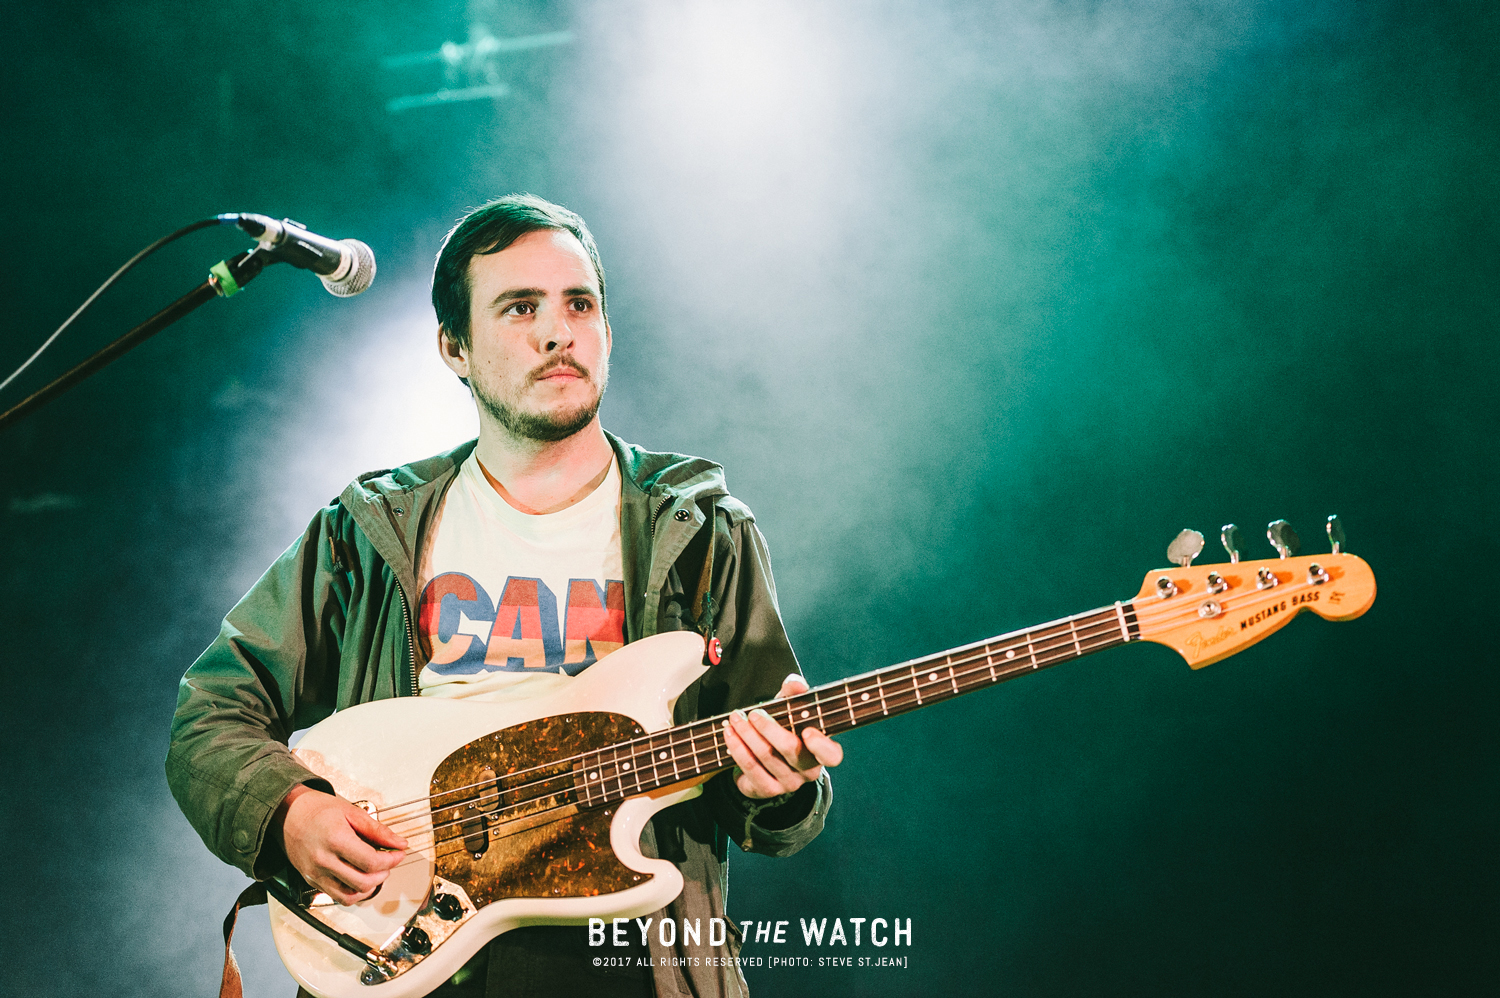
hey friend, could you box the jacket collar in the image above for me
[338,430,730,642]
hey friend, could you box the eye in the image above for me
[569,298,593,312]
[504,301,536,316]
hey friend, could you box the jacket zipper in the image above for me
[397,580,419,697]
[649,493,673,535]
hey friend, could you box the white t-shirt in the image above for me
[414,453,625,702]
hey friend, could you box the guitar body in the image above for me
[270,630,711,998]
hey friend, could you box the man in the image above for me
[167,194,840,998]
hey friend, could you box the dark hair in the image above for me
[431,194,607,350]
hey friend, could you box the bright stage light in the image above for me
[254,276,478,548]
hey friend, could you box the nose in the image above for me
[535,303,576,354]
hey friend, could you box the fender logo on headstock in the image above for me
[1184,626,1235,656]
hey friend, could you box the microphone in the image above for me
[219,213,377,297]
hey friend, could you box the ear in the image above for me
[437,325,470,379]
[604,320,612,356]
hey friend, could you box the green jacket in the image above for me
[167,432,830,997]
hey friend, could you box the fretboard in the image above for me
[574,601,1141,807]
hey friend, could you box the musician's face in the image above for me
[443,228,610,442]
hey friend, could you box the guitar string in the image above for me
[368,619,1157,875]
[371,612,1132,836]
[374,569,1323,861]
[375,596,1164,819]
[357,567,1332,840]
[373,641,1109,870]
[366,572,1335,880]
[367,569,1325,837]
[371,580,1309,850]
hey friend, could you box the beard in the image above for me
[472,356,608,443]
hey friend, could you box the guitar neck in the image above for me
[574,600,1141,807]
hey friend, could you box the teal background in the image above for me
[0,1,1494,995]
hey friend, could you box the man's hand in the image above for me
[723,673,845,799]
[272,784,408,905]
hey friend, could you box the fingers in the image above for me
[725,712,808,798]
[775,673,810,699]
[801,726,844,768]
[724,705,843,799]
[348,804,409,855]
[309,829,394,904]
[331,815,405,875]
[279,789,407,905]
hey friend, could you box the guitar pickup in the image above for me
[458,765,502,859]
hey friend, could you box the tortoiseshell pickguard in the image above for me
[429,711,647,908]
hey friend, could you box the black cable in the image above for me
[0,217,222,395]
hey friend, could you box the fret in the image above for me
[626,744,638,795]
[845,682,857,726]
[626,745,641,794]
[669,732,681,781]
[851,680,877,720]
[878,673,888,715]
[910,665,922,704]
[920,665,947,702]
[1114,601,1130,642]
[700,726,712,773]
[1068,618,1083,656]
[788,700,804,727]
[814,695,826,732]
[948,659,959,695]
[647,738,663,788]
[986,647,996,682]
[1026,632,1037,669]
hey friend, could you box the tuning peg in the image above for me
[1267,519,1300,559]
[1220,523,1242,563]
[1167,529,1205,567]
[1326,514,1345,554]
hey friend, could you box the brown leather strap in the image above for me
[220,882,268,998]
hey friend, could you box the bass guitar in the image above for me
[269,519,1375,997]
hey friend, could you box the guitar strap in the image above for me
[218,881,268,998]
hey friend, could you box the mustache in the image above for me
[527,356,591,383]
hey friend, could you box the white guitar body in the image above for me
[269,631,710,998]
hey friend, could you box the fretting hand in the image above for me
[723,673,845,799]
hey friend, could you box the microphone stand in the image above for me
[0,248,280,434]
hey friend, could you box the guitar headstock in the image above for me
[1132,520,1377,669]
